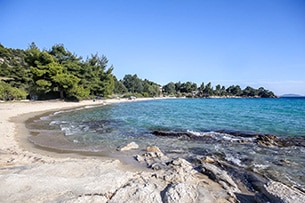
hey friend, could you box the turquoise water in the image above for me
[34,98,305,189]
[53,98,305,138]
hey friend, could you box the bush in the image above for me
[0,82,27,100]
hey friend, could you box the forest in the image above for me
[0,43,276,101]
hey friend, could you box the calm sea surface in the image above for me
[33,98,305,189]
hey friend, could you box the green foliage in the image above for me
[0,43,277,100]
[0,81,27,100]
[120,74,161,97]
[163,81,276,98]
[114,77,128,94]
[163,82,176,95]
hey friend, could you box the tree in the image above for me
[226,85,242,96]
[163,82,176,95]
[220,86,226,96]
[81,54,114,97]
[257,87,276,98]
[143,79,160,97]
[28,50,84,99]
[113,77,128,94]
[204,82,213,96]
[215,84,221,96]
[241,86,257,97]
[122,74,143,93]
[0,81,27,100]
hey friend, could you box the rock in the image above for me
[134,154,144,162]
[151,162,166,170]
[162,158,197,183]
[201,163,240,193]
[109,176,164,203]
[202,156,215,163]
[63,194,108,203]
[255,134,305,147]
[118,142,139,151]
[0,159,135,202]
[162,183,197,203]
[256,134,280,147]
[255,180,305,203]
[146,146,162,153]
[152,131,193,138]
[135,146,169,169]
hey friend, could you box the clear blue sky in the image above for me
[1,0,305,95]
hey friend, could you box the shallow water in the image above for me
[29,98,305,189]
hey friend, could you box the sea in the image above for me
[28,98,305,190]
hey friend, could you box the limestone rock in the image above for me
[118,142,139,151]
[109,176,164,203]
[152,157,197,184]
[135,146,169,169]
[146,145,162,153]
[255,180,305,203]
[201,162,240,193]
[63,194,108,203]
[162,183,197,203]
[0,159,135,202]
[202,156,215,163]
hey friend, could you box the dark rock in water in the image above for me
[256,134,305,147]
[152,130,305,148]
[152,131,194,138]
[256,134,280,147]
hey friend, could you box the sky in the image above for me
[1,0,305,96]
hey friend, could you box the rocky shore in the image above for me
[0,100,304,202]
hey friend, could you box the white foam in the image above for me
[187,130,203,136]
[225,154,245,167]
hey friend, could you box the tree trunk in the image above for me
[60,89,64,99]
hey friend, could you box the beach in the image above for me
[0,99,233,203]
[1,99,304,203]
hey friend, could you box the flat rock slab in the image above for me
[0,159,135,202]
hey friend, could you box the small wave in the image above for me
[210,132,256,142]
[187,130,256,143]
[225,154,245,167]
[60,123,91,136]
[49,120,69,126]
[186,130,205,136]
[253,163,269,169]
[40,115,51,120]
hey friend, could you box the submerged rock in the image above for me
[152,131,194,138]
[118,142,139,151]
[146,146,162,153]
[256,134,305,147]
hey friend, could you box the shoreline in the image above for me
[1,98,159,164]
[1,98,304,202]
